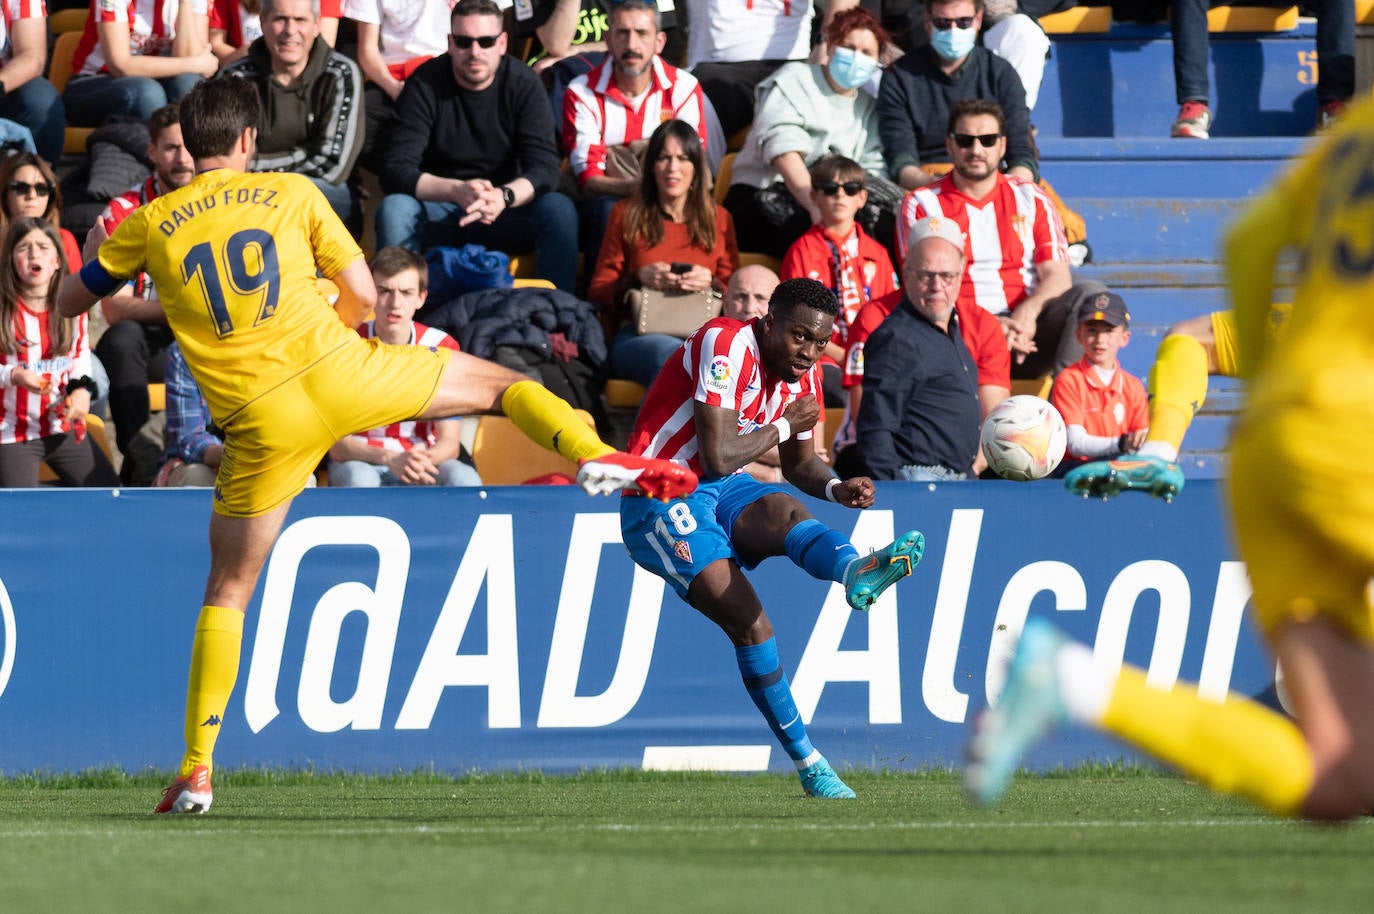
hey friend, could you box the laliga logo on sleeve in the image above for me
[706,356,733,393]
[0,578,15,703]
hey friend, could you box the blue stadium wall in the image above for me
[0,482,1273,775]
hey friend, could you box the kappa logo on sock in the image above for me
[200,715,221,727]
[552,430,562,451]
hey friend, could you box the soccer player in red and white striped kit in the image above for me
[620,276,925,799]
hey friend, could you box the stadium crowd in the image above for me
[0,0,1351,490]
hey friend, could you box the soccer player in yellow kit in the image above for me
[966,97,1374,821]
[58,78,697,815]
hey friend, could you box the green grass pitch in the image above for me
[3,768,1372,913]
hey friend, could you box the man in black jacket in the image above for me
[857,216,982,480]
[876,0,1036,191]
[221,0,364,236]
[374,0,579,292]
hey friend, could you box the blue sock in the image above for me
[784,519,859,584]
[736,638,818,767]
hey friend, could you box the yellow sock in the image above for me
[1145,334,1210,455]
[180,605,244,778]
[1100,666,1314,816]
[500,379,614,463]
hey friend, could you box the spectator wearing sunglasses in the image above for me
[724,7,895,259]
[896,99,1104,380]
[876,0,1035,193]
[0,153,80,272]
[375,0,578,291]
[780,155,896,408]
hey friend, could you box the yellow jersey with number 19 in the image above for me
[95,169,364,424]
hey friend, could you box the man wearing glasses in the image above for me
[856,216,983,481]
[896,99,1104,380]
[373,0,578,291]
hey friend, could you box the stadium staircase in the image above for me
[1036,11,1324,477]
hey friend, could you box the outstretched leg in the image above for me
[734,494,924,611]
[967,615,1374,821]
[419,352,696,499]
[687,557,854,799]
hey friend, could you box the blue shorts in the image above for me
[619,473,786,599]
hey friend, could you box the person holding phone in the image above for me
[588,119,739,387]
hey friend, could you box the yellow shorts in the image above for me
[213,338,451,517]
[1210,304,1290,377]
[1229,404,1374,645]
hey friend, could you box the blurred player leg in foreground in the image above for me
[970,100,1374,821]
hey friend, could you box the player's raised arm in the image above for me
[692,399,799,479]
[328,259,377,329]
[58,265,111,319]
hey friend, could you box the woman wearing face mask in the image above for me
[723,7,898,260]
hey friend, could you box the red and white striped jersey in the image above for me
[562,54,707,186]
[346,320,459,453]
[0,301,91,444]
[780,222,897,354]
[74,0,209,77]
[0,0,45,68]
[627,316,820,478]
[896,172,1068,317]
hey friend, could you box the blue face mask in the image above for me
[828,46,879,90]
[930,25,977,61]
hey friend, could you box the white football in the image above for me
[980,395,1067,481]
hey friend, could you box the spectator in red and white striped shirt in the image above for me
[0,0,65,165]
[0,218,118,485]
[327,247,482,488]
[562,0,708,265]
[895,97,1098,380]
[64,0,217,127]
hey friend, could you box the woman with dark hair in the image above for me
[0,217,118,486]
[0,153,82,270]
[724,6,897,259]
[588,118,739,386]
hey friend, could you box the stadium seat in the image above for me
[147,383,165,413]
[738,251,781,274]
[1038,7,1111,34]
[604,378,646,408]
[1206,5,1298,30]
[513,277,555,289]
[46,30,94,156]
[1011,376,1053,399]
[726,126,750,152]
[38,413,113,483]
[508,253,582,280]
[713,152,735,204]
[1359,0,1374,22]
[49,8,86,33]
[470,409,596,484]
